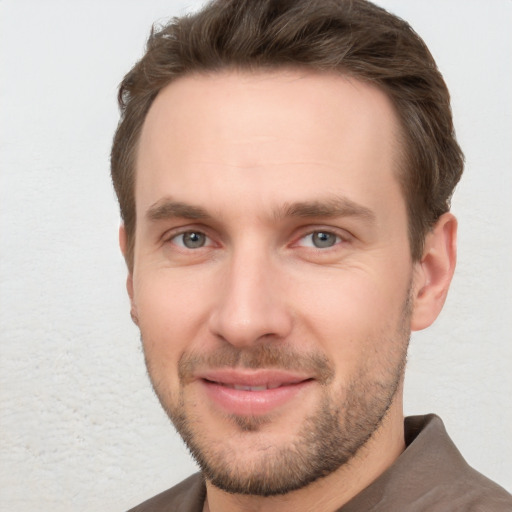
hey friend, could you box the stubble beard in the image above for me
[143,296,411,497]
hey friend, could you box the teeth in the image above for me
[233,385,268,391]
[214,381,289,390]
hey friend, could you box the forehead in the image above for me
[135,69,403,221]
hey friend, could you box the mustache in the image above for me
[178,343,335,385]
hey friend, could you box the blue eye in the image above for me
[174,231,208,249]
[300,231,341,248]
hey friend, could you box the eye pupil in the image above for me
[312,231,336,248]
[183,232,206,248]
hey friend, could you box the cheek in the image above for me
[294,267,410,364]
[135,267,210,322]
[298,268,404,324]
[133,272,210,373]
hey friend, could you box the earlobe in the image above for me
[119,225,139,326]
[410,213,457,331]
[129,288,139,326]
[119,224,128,257]
[126,273,139,326]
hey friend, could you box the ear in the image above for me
[119,225,139,326]
[410,213,457,331]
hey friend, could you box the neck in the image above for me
[204,397,405,512]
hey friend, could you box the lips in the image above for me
[222,383,280,391]
[197,369,313,416]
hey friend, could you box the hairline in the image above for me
[124,65,423,271]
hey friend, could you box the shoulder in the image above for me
[447,474,512,512]
[422,469,512,512]
[342,415,512,512]
[403,415,512,512]
[127,473,205,512]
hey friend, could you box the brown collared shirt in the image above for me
[127,415,512,511]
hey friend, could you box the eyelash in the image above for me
[166,229,214,250]
[295,230,344,249]
[164,226,349,252]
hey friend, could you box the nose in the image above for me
[208,247,293,347]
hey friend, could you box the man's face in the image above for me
[128,70,418,495]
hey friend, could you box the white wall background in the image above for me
[0,1,510,510]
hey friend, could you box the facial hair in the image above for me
[144,293,411,496]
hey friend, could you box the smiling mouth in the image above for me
[203,379,310,391]
[196,367,316,417]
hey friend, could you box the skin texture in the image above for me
[121,70,457,512]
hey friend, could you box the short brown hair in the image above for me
[111,0,464,270]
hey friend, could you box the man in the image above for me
[110,0,512,510]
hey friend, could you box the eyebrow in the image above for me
[277,197,376,223]
[146,199,211,221]
[145,195,375,224]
